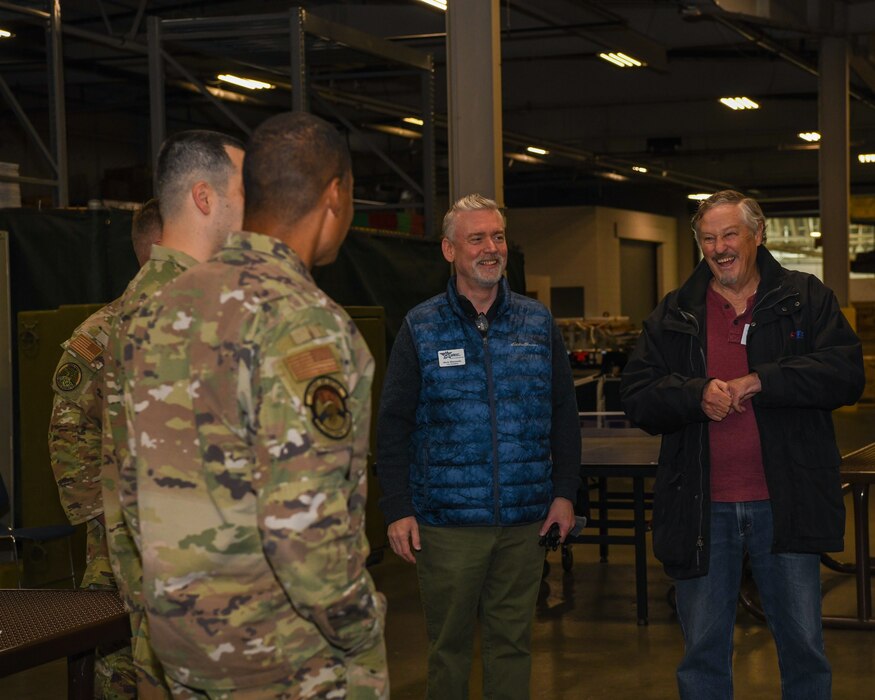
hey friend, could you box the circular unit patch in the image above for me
[55,362,83,392]
[304,375,352,440]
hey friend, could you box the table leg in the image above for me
[634,476,649,625]
[67,648,95,700]
[599,477,608,562]
[852,484,872,622]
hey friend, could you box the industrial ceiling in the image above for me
[3,0,875,219]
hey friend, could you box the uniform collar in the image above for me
[222,230,312,281]
[149,243,198,269]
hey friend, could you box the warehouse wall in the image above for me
[507,205,678,319]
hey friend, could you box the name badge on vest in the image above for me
[438,348,466,367]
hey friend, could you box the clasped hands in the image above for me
[700,372,761,422]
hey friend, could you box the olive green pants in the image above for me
[416,522,544,700]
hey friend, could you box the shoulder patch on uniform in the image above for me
[55,362,82,392]
[304,375,351,440]
[284,346,340,381]
[68,333,103,364]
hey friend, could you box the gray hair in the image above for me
[691,189,767,243]
[442,194,506,241]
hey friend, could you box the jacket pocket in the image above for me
[651,468,693,569]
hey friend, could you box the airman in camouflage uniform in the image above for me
[117,112,388,699]
[103,244,199,699]
[48,200,164,698]
[100,131,246,699]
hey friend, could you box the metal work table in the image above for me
[570,429,660,625]
[0,589,130,698]
[822,442,875,630]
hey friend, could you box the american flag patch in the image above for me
[284,346,340,381]
[68,334,103,363]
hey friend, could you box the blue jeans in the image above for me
[675,500,830,700]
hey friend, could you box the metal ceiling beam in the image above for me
[508,0,668,72]
[702,13,875,111]
[46,0,67,207]
[0,74,57,175]
[156,10,431,71]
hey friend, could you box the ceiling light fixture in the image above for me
[858,153,875,163]
[506,152,545,164]
[688,193,711,200]
[632,166,648,173]
[0,29,12,39]
[598,52,645,68]
[798,132,820,142]
[526,146,549,155]
[217,74,274,90]
[719,97,759,110]
[416,0,447,10]
[403,117,424,126]
[368,124,422,139]
[810,231,822,238]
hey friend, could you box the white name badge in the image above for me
[438,348,466,367]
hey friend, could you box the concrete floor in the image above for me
[3,407,874,698]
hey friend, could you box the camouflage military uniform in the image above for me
[118,231,388,699]
[102,244,200,700]
[48,298,137,699]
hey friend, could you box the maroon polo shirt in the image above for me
[706,285,770,502]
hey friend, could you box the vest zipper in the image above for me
[483,334,501,525]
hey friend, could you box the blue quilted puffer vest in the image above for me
[406,277,553,526]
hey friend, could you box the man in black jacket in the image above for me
[621,190,864,699]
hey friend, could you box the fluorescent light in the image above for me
[719,97,759,110]
[598,52,645,68]
[205,86,251,103]
[810,231,822,238]
[217,74,274,90]
[368,124,422,139]
[798,131,820,142]
[416,0,447,10]
[0,29,12,39]
[858,153,875,163]
[506,152,545,164]
[600,171,629,182]
[403,117,424,126]
[688,193,711,200]
[526,146,549,155]
[632,166,648,173]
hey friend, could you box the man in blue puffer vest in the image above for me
[377,194,582,699]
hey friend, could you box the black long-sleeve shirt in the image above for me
[376,295,582,525]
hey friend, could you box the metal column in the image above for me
[148,15,165,190]
[46,0,68,207]
[819,36,850,305]
[290,7,308,112]
[446,0,504,206]
[421,59,436,238]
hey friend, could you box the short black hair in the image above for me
[131,198,163,264]
[244,112,351,224]
[155,130,245,220]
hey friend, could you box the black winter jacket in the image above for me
[621,246,865,580]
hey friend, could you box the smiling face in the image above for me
[696,202,763,293]
[442,208,508,296]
